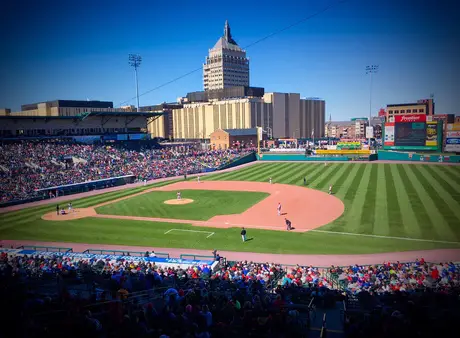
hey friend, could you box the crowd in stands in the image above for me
[1,247,459,337]
[0,141,255,203]
[330,258,460,294]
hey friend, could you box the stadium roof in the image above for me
[0,111,163,120]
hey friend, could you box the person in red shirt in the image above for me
[431,267,439,280]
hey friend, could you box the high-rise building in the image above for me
[203,20,249,91]
[148,94,325,140]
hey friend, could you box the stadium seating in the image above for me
[0,141,255,203]
[1,247,459,337]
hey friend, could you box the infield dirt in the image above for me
[42,181,344,232]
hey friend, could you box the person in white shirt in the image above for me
[269,177,272,184]
[277,202,282,216]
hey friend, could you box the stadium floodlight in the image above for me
[129,54,142,111]
[366,65,379,147]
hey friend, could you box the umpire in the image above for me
[241,227,247,242]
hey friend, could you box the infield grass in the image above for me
[1,163,460,254]
[95,190,269,220]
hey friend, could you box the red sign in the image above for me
[394,114,426,123]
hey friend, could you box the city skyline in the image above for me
[0,0,458,118]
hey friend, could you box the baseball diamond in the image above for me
[1,162,460,256]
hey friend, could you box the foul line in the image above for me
[309,229,460,245]
[164,228,215,238]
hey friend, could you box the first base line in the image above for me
[164,228,215,238]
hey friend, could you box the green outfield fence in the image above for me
[17,245,73,253]
[378,150,460,163]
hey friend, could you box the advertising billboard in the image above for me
[425,122,438,146]
[447,131,460,138]
[384,123,395,146]
[447,123,460,131]
[445,124,460,152]
[366,126,374,139]
[394,114,426,123]
[337,141,361,150]
[383,116,442,151]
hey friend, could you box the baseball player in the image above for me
[177,192,182,200]
[197,175,201,183]
[277,202,282,216]
[269,177,272,184]
[303,177,307,185]
[329,185,333,195]
[285,218,292,231]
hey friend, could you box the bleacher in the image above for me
[2,245,460,337]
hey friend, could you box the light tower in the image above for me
[366,65,379,147]
[128,54,142,111]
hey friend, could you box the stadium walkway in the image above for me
[2,240,459,266]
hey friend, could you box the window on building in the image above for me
[419,109,424,112]
[406,109,411,113]
[400,110,405,113]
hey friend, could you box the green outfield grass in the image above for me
[206,163,460,242]
[1,163,460,254]
[95,190,269,220]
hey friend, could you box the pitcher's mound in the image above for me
[164,199,194,205]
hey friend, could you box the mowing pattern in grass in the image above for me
[96,190,269,221]
[206,163,460,242]
[1,164,460,255]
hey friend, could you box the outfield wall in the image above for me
[258,154,349,161]
[378,151,460,163]
[218,152,257,170]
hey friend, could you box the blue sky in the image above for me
[0,0,458,119]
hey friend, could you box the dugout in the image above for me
[35,175,136,197]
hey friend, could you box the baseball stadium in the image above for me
[1,139,460,338]
[2,3,460,336]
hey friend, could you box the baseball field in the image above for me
[1,162,460,255]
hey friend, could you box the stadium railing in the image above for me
[179,253,215,260]
[82,249,170,258]
[16,245,73,253]
[320,313,327,338]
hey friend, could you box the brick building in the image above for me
[210,128,262,149]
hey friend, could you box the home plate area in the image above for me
[164,228,215,238]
